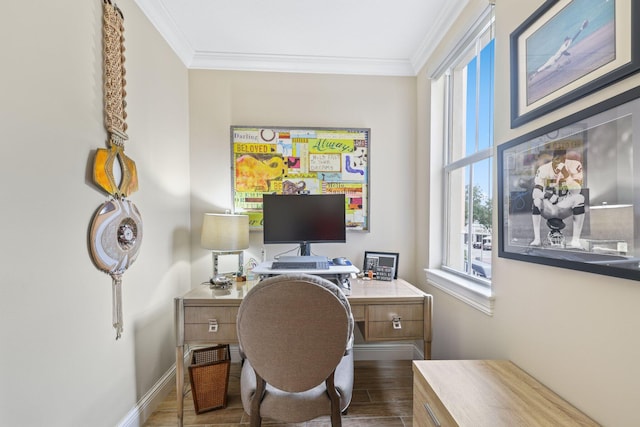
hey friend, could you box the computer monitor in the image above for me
[262,193,346,256]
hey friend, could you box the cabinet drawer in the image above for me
[367,304,423,322]
[413,370,457,427]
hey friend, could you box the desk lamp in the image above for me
[201,213,249,287]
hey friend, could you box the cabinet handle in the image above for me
[208,319,218,332]
[423,402,441,427]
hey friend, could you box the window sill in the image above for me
[424,268,494,316]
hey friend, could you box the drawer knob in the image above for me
[392,316,402,329]
[208,319,218,333]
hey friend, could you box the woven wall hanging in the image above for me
[89,0,143,339]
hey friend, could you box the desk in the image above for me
[413,360,598,426]
[175,277,432,426]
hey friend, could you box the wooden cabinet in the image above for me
[413,364,457,427]
[413,360,599,427]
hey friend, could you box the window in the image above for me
[426,7,495,314]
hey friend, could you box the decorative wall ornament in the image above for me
[89,0,143,339]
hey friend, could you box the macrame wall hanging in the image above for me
[89,0,143,340]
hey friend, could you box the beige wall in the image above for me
[418,1,640,425]
[188,70,419,283]
[1,1,191,426]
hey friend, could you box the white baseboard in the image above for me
[117,351,190,427]
[117,364,177,427]
[119,343,421,426]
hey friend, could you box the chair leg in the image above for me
[250,373,266,427]
[325,372,342,427]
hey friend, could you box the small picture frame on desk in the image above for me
[375,266,393,281]
[363,251,399,279]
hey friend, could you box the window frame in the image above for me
[425,6,495,315]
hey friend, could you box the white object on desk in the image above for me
[253,261,359,275]
[253,261,359,292]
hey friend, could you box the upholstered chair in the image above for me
[237,273,354,427]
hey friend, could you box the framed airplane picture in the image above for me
[510,0,640,127]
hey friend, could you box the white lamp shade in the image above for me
[201,213,250,251]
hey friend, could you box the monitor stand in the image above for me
[254,261,354,292]
[300,242,311,256]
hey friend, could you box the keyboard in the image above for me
[271,256,330,270]
[271,261,329,270]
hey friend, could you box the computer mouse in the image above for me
[332,257,348,265]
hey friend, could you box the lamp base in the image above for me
[212,251,245,280]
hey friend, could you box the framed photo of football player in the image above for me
[498,85,640,282]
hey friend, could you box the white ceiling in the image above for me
[134,0,468,76]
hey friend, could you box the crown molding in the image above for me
[189,51,416,76]
[135,0,194,65]
[410,0,469,73]
[136,0,416,76]
[135,0,462,77]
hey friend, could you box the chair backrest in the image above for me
[237,273,353,393]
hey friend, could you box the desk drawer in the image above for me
[368,304,423,322]
[367,320,424,340]
[184,323,238,343]
[184,306,238,343]
[351,304,365,322]
[366,304,424,340]
[184,306,238,323]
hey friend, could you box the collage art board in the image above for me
[231,126,370,230]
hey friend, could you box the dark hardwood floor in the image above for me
[144,359,414,426]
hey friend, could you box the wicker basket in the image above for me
[188,344,231,414]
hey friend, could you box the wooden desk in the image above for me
[413,360,599,426]
[175,278,432,426]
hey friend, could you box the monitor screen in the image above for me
[262,194,346,255]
